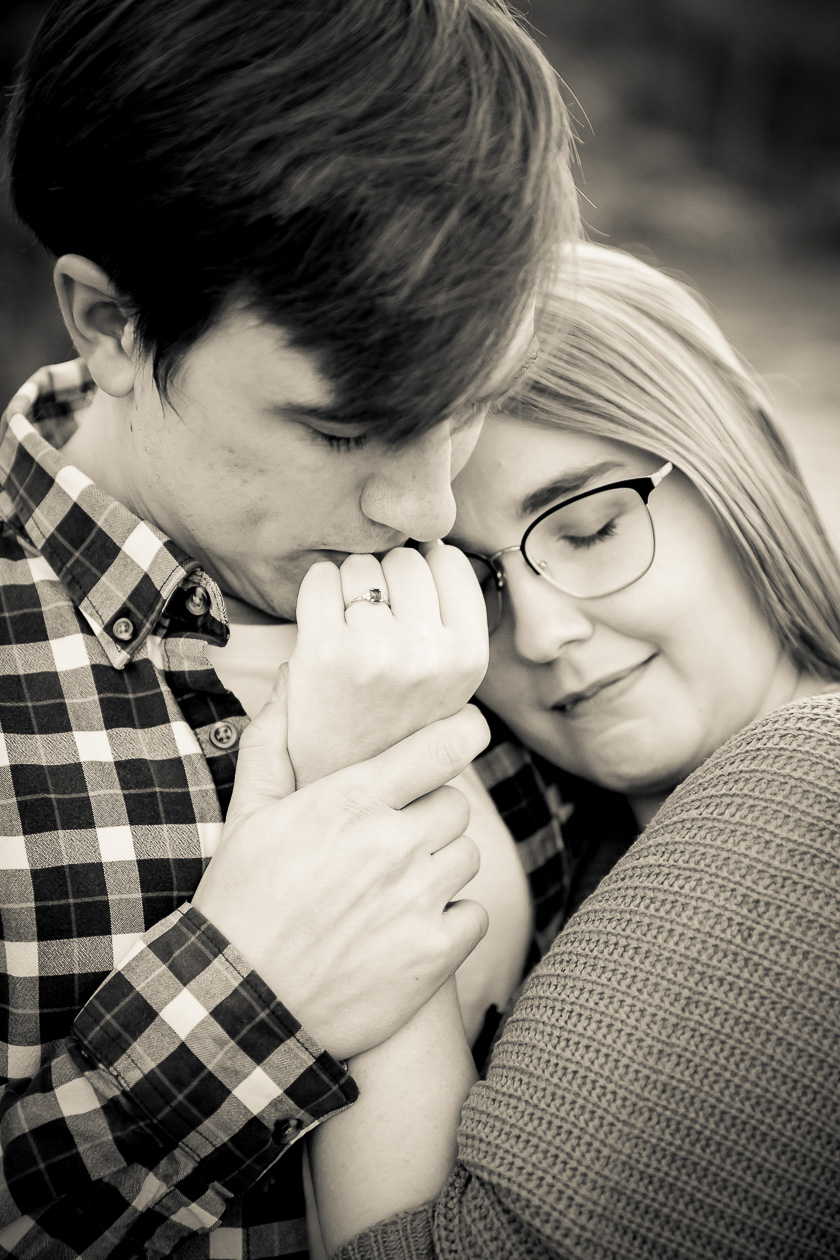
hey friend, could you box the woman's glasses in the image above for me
[460,462,673,634]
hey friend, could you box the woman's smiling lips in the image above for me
[551,655,657,717]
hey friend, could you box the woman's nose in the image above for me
[360,428,458,542]
[503,560,595,664]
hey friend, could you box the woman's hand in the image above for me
[287,544,489,787]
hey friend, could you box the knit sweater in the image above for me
[335,692,840,1260]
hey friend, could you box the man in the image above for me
[0,0,576,1254]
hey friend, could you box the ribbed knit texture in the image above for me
[337,692,840,1260]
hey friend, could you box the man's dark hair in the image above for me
[5,0,577,439]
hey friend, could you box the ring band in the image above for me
[345,587,391,609]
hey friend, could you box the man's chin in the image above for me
[216,575,299,624]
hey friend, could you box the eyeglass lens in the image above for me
[470,486,656,633]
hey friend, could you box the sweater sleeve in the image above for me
[336,692,840,1260]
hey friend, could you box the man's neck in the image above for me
[221,591,292,626]
[60,387,149,523]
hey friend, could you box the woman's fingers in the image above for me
[295,560,345,635]
[380,546,442,624]
[426,543,489,640]
[299,546,484,640]
[340,554,391,618]
[289,545,488,788]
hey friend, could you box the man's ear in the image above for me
[53,255,136,397]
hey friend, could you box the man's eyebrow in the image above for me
[270,401,501,437]
[472,335,543,407]
[508,335,542,389]
[274,403,486,440]
[518,459,624,519]
[271,342,543,430]
[267,402,360,427]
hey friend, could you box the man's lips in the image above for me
[318,545,407,565]
[552,656,656,714]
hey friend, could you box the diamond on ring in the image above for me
[345,587,391,609]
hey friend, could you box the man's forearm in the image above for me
[0,905,355,1258]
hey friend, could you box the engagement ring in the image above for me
[345,587,391,609]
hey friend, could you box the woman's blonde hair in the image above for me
[512,242,840,679]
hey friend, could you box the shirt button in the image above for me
[113,616,135,642]
[75,1040,98,1068]
[185,585,210,616]
[209,720,239,751]
[273,1116,303,1145]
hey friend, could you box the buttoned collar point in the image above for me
[0,359,229,668]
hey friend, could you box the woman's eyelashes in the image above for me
[562,520,619,550]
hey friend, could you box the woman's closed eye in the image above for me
[561,518,620,550]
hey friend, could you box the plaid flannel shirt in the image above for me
[0,360,622,1259]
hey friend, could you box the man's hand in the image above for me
[287,545,488,787]
[192,679,490,1060]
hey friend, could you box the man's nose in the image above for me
[360,429,458,542]
[503,560,595,664]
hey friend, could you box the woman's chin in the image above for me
[502,706,707,798]
[541,735,695,798]
[594,765,684,798]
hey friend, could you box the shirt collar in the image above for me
[0,359,228,667]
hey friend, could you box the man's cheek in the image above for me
[451,416,485,478]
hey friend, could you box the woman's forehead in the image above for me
[457,416,638,507]
[451,415,643,544]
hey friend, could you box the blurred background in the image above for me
[1,0,838,538]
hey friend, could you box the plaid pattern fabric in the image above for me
[0,361,607,1257]
[0,364,356,1259]
[471,704,637,1065]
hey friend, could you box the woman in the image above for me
[304,244,840,1259]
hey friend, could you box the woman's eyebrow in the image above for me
[518,459,623,518]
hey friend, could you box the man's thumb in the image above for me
[227,665,296,818]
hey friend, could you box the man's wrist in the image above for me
[74,904,358,1194]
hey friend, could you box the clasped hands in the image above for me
[193,545,491,1060]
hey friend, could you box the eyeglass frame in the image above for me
[459,460,674,626]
